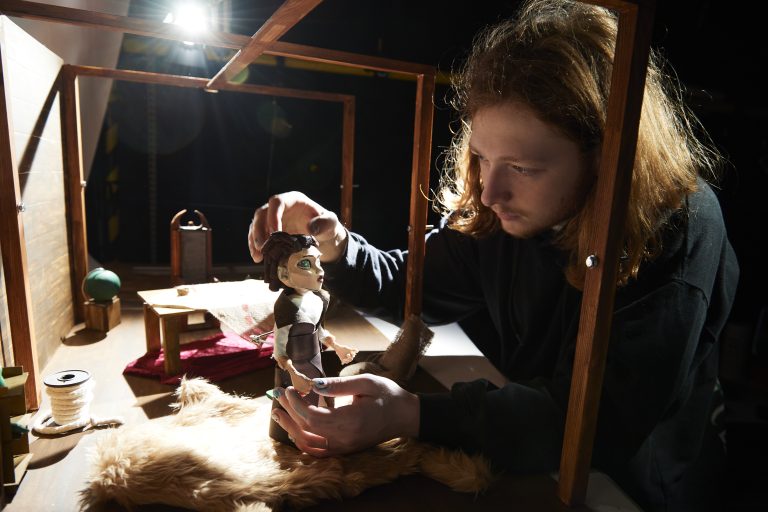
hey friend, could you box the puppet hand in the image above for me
[248,191,347,263]
[334,344,358,365]
[269,375,419,457]
[289,371,313,396]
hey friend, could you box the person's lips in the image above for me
[493,208,524,221]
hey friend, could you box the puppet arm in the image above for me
[275,355,313,395]
[320,332,358,365]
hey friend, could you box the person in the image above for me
[248,1,738,510]
[261,231,357,445]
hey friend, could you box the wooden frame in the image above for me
[0,0,657,507]
[0,36,41,409]
[559,0,655,505]
[63,63,357,320]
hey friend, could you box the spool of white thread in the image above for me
[33,370,122,435]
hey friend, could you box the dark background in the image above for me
[84,1,766,508]
[87,0,767,322]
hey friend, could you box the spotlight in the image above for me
[164,2,209,35]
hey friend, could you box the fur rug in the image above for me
[80,378,493,511]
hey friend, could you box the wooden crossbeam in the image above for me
[206,0,323,89]
[70,65,352,103]
[0,0,246,48]
[0,0,435,77]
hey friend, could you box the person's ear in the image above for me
[278,265,292,287]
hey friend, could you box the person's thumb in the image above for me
[308,211,340,242]
[310,375,380,397]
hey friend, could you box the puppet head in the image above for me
[261,231,323,293]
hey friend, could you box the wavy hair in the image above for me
[261,232,319,292]
[437,0,722,288]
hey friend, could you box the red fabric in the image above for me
[124,332,274,385]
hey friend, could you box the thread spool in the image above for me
[33,370,122,435]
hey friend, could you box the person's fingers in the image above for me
[284,387,337,431]
[247,225,259,263]
[310,375,383,397]
[248,205,270,263]
[267,195,286,234]
[308,211,340,242]
[274,387,309,430]
[270,408,331,457]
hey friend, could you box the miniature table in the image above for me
[137,289,219,376]
[137,280,281,376]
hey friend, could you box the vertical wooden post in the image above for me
[558,1,656,506]
[404,73,435,318]
[59,65,88,323]
[339,97,355,229]
[0,52,41,409]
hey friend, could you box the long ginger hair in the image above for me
[437,0,722,288]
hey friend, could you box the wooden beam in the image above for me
[404,74,435,319]
[557,0,656,506]
[340,97,355,228]
[59,65,88,324]
[69,65,352,103]
[265,41,435,76]
[0,0,247,49]
[0,48,40,409]
[0,1,435,77]
[207,0,323,89]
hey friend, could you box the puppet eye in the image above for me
[297,258,312,270]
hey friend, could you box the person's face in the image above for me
[470,102,593,238]
[278,246,324,292]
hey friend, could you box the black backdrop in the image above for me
[86,0,766,325]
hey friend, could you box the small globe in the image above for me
[83,268,121,302]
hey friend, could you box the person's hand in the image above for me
[248,191,347,263]
[269,375,420,457]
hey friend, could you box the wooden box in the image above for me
[84,296,121,332]
[0,367,32,487]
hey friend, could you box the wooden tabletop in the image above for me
[4,300,638,511]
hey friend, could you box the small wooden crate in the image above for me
[84,297,121,332]
[0,367,32,488]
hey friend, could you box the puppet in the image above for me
[261,231,358,444]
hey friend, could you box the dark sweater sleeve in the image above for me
[323,225,486,325]
[419,379,565,472]
[418,281,721,473]
[419,185,739,479]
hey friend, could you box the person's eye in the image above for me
[297,259,311,270]
[510,164,533,175]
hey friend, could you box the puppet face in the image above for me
[278,246,324,293]
[471,101,593,238]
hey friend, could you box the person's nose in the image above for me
[480,165,512,207]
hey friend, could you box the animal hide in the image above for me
[80,378,492,511]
